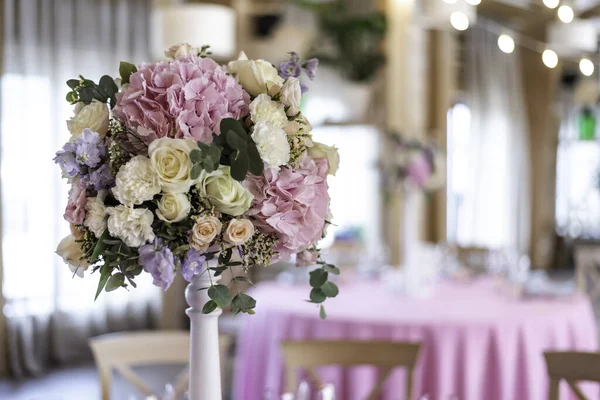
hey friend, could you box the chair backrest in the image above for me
[282,340,421,400]
[90,330,232,400]
[544,351,600,400]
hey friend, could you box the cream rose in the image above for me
[164,43,193,59]
[67,99,109,139]
[197,166,254,216]
[308,142,340,176]
[190,215,223,251]
[148,137,197,193]
[56,235,90,278]
[156,193,191,223]
[228,51,284,97]
[279,77,302,117]
[224,219,255,246]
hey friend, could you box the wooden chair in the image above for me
[544,351,600,400]
[282,340,421,400]
[90,330,231,400]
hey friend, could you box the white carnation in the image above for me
[106,205,155,247]
[249,94,288,128]
[67,99,109,139]
[251,122,290,170]
[84,196,108,238]
[112,156,161,206]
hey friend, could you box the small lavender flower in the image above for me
[54,142,81,178]
[279,60,302,80]
[303,58,319,81]
[181,248,206,282]
[138,239,176,291]
[75,129,105,168]
[88,164,114,190]
[300,82,309,94]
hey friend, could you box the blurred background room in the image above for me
[2,0,600,399]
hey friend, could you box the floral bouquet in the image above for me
[54,44,340,317]
[379,132,444,193]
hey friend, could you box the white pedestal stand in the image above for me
[185,261,222,400]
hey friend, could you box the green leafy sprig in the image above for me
[66,75,119,109]
[307,261,340,319]
[213,118,264,181]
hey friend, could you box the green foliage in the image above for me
[297,1,386,82]
[65,75,120,108]
[202,300,218,314]
[305,258,342,318]
[92,234,140,300]
[212,118,264,181]
[119,61,137,85]
[208,284,233,308]
[189,142,222,180]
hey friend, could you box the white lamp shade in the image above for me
[418,0,477,29]
[151,4,236,60]
[547,20,598,57]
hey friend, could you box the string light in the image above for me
[580,58,595,76]
[558,5,575,23]
[442,0,458,3]
[497,34,515,54]
[542,49,559,68]
[543,0,560,8]
[465,0,482,5]
[450,11,470,31]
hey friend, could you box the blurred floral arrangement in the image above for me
[379,132,445,193]
[54,44,340,317]
[296,0,386,83]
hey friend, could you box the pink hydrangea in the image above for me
[64,181,88,225]
[114,56,249,144]
[244,155,330,260]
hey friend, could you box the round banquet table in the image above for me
[233,278,598,400]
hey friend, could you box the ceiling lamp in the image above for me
[151,3,236,60]
[580,58,595,76]
[557,5,575,23]
[542,49,559,68]
[497,34,515,54]
[450,11,470,31]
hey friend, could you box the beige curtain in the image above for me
[1,0,157,377]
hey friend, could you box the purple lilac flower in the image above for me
[303,58,319,80]
[300,82,309,94]
[181,248,206,282]
[75,129,106,168]
[88,164,114,190]
[53,142,81,178]
[279,59,302,79]
[138,239,176,291]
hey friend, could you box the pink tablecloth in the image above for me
[233,279,598,400]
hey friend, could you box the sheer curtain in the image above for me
[452,26,531,253]
[1,0,159,377]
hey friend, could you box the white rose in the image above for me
[197,166,254,216]
[56,235,90,278]
[279,78,302,117]
[106,205,155,247]
[164,43,193,59]
[308,142,340,176]
[156,193,191,223]
[190,215,223,251]
[251,122,290,170]
[249,94,288,128]
[67,99,109,139]
[148,137,197,193]
[84,196,108,238]
[224,219,255,246]
[112,156,161,206]
[228,51,284,97]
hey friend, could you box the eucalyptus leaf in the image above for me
[309,269,328,288]
[226,129,248,150]
[319,305,327,319]
[99,75,118,100]
[106,273,125,292]
[220,118,246,138]
[94,266,111,301]
[323,264,341,276]
[309,288,326,303]
[202,300,218,314]
[190,164,203,180]
[247,141,264,175]
[232,293,256,310]
[208,284,232,308]
[66,79,79,89]
[321,281,339,298]
[91,231,109,261]
[231,276,254,286]
[189,149,202,163]
[119,61,137,85]
[229,151,249,181]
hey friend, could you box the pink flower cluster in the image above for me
[244,155,330,259]
[115,56,249,144]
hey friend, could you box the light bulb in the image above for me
[542,49,558,68]
[558,5,574,23]
[450,12,469,31]
[497,34,515,54]
[465,0,482,4]
[543,0,559,8]
[443,0,458,3]
[580,58,595,76]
